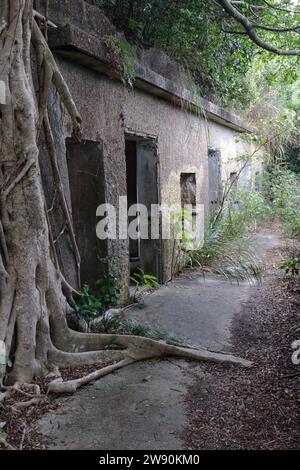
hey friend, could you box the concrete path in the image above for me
[37,231,281,450]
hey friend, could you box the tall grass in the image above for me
[263,167,300,238]
[187,213,262,283]
[183,189,270,283]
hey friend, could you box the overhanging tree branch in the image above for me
[262,0,300,15]
[215,0,300,55]
[252,23,300,33]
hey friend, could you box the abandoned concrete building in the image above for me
[36,0,262,301]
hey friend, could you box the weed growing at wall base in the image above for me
[74,260,120,322]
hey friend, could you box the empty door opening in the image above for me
[125,136,161,280]
[126,140,140,268]
[208,147,221,214]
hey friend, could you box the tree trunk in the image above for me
[0,1,251,395]
[0,0,81,385]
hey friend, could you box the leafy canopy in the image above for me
[90,0,299,109]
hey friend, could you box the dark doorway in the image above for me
[180,172,197,234]
[67,139,107,291]
[125,140,139,263]
[125,136,161,280]
[208,147,221,214]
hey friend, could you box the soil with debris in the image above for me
[0,363,105,450]
[0,394,58,450]
[184,240,300,450]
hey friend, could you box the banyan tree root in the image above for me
[46,333,252,395]
[0,1,252,397]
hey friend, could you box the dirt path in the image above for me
[184,229,300,449]
[35,229,299,450]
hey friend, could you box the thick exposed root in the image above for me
[0,382,43,412]
[122,335,253,368]
[48,346,126,368]
[11,397,44,410]
[45,330,252,395]
[48,358,134,394]
[55,329,252,366]
[1,383,41,398]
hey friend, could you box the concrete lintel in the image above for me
[48,25,252,134]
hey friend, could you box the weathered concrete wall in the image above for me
[124,86,208,281]
[53,57,209,290]
[47,58,129,300]
[36,0,258,303]
[208,121,262,191]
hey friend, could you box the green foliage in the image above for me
[103,35,136,86]
[96,271,119,307]
[243,55,299,177]
[283,140,300,174]
[181,188,268,283]
[74,268,119,322]
[230,189,271,231]
[95,0,255,106]
[74,284,103,322]
[191,218,261,284]
[245,56,299,163]
[105,335,118,349]
[183,166,300,283]
[130,269,159,294]
[171,208,197,276]
[280,253,300,276]
[170,201,263,282]
[94,0,300,114]
[190,165,300,283]
[263,167,300,237]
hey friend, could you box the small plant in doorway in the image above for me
[73,284,104,323]
[171,208,198,278]
[130,269,160,302]
[96,256,120,308]
[74,257,120,323]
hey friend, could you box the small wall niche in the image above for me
[180,173,196,207]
